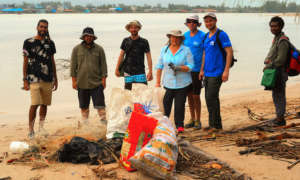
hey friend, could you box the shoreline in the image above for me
[0,82,299,179]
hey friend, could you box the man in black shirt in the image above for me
[115,20,153,90]
[22,19,58,139]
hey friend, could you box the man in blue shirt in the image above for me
[184,15,206,130]
[199,13,233,130]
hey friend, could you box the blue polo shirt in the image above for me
[184,30,205,72]
[203,29,232,77]
[155,45,194,89]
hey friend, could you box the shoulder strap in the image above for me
[164,44,170,54]
[215,29,226,58]
[202,32,209,44]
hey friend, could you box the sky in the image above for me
[0,0,300,7]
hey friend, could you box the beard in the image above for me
[131,32,138,37]
[38,30,47,37]
[209,25,217,31]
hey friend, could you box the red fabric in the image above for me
[120,111,158,171]
[287,51,300,76]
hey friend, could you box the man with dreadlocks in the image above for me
[22,19,58,139]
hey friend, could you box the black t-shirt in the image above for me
[120,37,150,75]
[23,37,56,83]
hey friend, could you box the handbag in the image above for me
[261,68,277,88]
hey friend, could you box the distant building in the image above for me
[1,8,24,14]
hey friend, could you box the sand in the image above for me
[0,81,299,180]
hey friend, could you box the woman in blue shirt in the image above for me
[156,30,194,133]
[183,15,206,130]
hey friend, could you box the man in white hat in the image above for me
[70,27,108,127]
[199,13,233,131]
[115,20,153,90]
[183,15,206,130]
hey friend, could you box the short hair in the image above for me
[269,16,285,29]
[37,19,48,27]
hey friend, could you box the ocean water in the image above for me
[0,13,299,113]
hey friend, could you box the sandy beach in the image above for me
[0,81,299,180]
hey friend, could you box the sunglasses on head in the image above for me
[186,19,198,24]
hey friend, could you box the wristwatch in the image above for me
[23,78,27,81]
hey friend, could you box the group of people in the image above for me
[22,13,291,138]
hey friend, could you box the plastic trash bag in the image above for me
[106,85,165,139]
[57,136,123,165]
[129,112,178,180]
[120,111,158,171]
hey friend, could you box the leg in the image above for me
[187,92,195,121]
[78,88,91,126]
[29,83,42,137]
[29,105,39,133]
[39,82,53,130]
[39,105,47,130]
[205,77,223,129]
[174,87,188,129]
[272,72,287,125]
[91,85,106,124]
[124,83,132,90]
[163,88,174,118]
[193,94,202,129]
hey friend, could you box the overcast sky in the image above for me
[1,0,299,7]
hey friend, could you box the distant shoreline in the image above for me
[1,12,300,15]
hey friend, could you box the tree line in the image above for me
[1,1,300,13]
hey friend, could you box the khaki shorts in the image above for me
[30,82,53,106]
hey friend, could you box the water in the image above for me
[0,13,299,113]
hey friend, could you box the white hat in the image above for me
[166,30,184,38]
[185,15,201,27]
[204,12,217,19]
[125,20,142,31]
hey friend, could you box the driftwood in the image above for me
[287,159,300,170]
[177,139,252,180]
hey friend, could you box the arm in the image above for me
[100,47,108,89]
[265,40,289,69]
[70,47,78,90]
[115,50,125,77]
[146,52,153,81]
[51,55,58,91]
[156,69,162,87]
[23,56,29,91]
[172,47,194,72]
[155,47,165,87]
[222,46,233,82]
[199,51,205,80]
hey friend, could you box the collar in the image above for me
[81,41,95,48]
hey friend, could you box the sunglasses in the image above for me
[186,20,199,24]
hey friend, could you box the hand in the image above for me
[222,70,229,82]
[115,69,121,77]
[72,80,77,90]
[147,72,153,81]
[263,66,268,72]
[53,79,58,91]
[199,71,204,80]
[23,80,30,91]
[264,59,271,64]
[102,78,106,89]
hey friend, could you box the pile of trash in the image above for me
[3,85,252,179]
